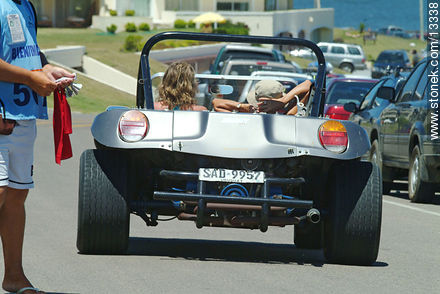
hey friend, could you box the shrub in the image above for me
[109,9,117,16]
[123,35,143,52]
[125,10,135,16]
[106,24,117,34]
[187,20,196,28]
[174,19,187,29]
[125,22,137,32]
[359,22,365,34]
[214,20,249,35]
[139,22,150,31]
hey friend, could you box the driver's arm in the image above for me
[212,98,255,113]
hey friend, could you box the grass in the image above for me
[46,72,135,113]
[333,28,426,61]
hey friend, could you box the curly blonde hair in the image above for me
[158,62,197,110]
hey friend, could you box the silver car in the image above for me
[77,32,382,266]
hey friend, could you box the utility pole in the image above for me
[314,0,321,9]
[419,0,424,40]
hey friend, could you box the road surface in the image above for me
[0,113,438,294]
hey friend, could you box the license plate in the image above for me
[199,168,265,183]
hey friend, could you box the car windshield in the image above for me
[227,64,295,75]
[376,52,404,64]
[326,81,374,105]
[220,51,277,62]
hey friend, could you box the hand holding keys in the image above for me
[55,73,83,97]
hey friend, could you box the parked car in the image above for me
[372,50,411,78]
[345,71,409,193]
[77,32,382,266]
[376,59,439,202]
[323,78,377,120]
[210,44,286,74]
[291,42,367,73]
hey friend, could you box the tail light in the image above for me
[256,61,268,65]
[362,58,366,63]
[318,120,348,153]
[324,105,351,120]
[118,110,149,142]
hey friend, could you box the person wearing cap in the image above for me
[212,79,313,115]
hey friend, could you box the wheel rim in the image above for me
[410,156,420,195]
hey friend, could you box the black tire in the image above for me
[324,161,382,265]
[369,140,392,195]
[339,62,354,73]
[77,149,130,254]
[294,222,323,249]
[408,146,435,203]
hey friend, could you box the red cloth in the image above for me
[53,88,72,164]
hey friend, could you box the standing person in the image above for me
[411,49,420,67]
[155,62,207,111]
[0,1,75,293]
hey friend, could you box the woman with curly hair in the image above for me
[155,62,207,111]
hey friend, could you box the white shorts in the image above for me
[0,120,37,190]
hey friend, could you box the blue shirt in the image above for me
[0,0,47,120]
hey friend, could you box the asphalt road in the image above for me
[1,112,439,294]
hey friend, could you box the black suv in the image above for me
[372,50,411,79]
[377,59,439,202]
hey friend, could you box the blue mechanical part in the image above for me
[220,183,249,197]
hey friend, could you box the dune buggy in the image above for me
[77,32,382,265]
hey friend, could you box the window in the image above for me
[348,47,361,55]
[413,66,428,101]
[265,0,276,11]
[360,80,385,110]
[165,0,198,11]
[397,62,427,102]
[319,46,328,53]
[217,1,249,11]
[330,46,345,54]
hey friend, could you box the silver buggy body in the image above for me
[77,32,382,266]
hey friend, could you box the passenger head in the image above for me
[158,62,197,109]
[246,80,285,107]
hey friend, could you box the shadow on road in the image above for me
[126,237,388,267]
[386,182,440,205]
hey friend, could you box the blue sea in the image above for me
[294,0,428,31]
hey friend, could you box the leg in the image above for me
[0,187,43,293]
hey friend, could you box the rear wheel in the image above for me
[369,140,392,194]
[408,146,435,203]
[339,62,354,73]
[324,161,382,265]
[77,149,130,254]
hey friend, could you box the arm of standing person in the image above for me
[0,58,56,96]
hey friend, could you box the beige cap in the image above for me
[246,80,285,107]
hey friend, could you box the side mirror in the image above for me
[343,102,358,113]
[376,86,395,101]
[210,84,233,95]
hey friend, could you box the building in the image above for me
[34,0,333,42]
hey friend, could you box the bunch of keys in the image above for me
[55,74,83,97]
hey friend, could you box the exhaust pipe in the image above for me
[307,208,320,224]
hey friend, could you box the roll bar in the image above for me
[136,31,326,117]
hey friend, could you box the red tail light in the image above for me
[256,61,268,65]
[324,104,351,120]
[319,121,348,153]
[362,58,366,63]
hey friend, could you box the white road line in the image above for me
[383,199,440,217]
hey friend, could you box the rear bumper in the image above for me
[154,170,313,232]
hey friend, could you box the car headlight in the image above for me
[118,110,149,142]
[318,120,348,153]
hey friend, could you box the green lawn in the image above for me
[334,28,426,61]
